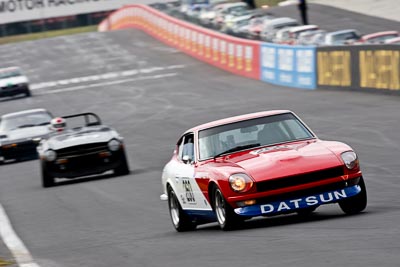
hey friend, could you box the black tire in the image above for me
[42,164,55,188]
[25,90,31,97]
[212,187,243,231]
[167,186,196,232]
[339,177,367,215]
[114,152,130,176]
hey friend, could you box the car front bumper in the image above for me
[0,84,29,97]
[234,184,361,217]
[0,140,39,161]
[43,149,125,178]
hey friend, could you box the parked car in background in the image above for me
[230,15,251,37]
[180,0,209,16]
[284,25,319,45]
[272,27,293,44]
[260,17,299,42]
[384,36,400,44]
[316,29,361,46]
[0,109,53,163]
[356,31,399,44]
[198,1,229,27]
[245,16,274,40]
[221,10,252,34]
[212,2,249,30]
[0,67,31,99]
[297,29,326,45]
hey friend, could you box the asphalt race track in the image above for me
[0,28,400,267]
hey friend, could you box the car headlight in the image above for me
[44,150,57,161]
[229,173,253,193]
[108,139,121,151]
[341,151,358,169]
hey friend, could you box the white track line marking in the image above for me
[0,204,41,267]
[37,73,178,95]
[30,65,185,91]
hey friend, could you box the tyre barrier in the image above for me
[99,5,400,93]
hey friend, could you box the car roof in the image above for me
[187,110,293,133]
[327,29,358,36]
[0,66,21,73]
[289,25,319,33]
[221,2,247,9]
[2,108,49,119]
[362,31,399,40]
[264,17,297,26]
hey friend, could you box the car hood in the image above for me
[220,140,343,182]
[0,76,28,87]
[45,126,117,150]
[1,126,50,144]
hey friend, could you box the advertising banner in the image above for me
[261,43,316,89]
[0,0,140,24]
[317,45,400,92]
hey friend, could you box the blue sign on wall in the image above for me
[260,43,316,89]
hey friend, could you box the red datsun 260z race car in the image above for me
[160,110,367,231]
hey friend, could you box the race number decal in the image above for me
[182,179,196,203]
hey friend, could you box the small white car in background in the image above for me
[0,67,31,98]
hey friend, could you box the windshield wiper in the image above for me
[17,124,36,129]
[36,122,50,126]
[213,143,260,159]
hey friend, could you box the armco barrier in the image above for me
[317,45,400,92]
[98,5,260,80]
[261,44,316,89]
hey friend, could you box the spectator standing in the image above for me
[298,0,309,25]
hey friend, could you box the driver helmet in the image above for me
[50,117,66,132]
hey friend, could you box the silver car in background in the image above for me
[0,67,31,98]
[260,17,299,42]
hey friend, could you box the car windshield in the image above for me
[0,111,52,131]
[198,113,314,160]
[0,69,22,79]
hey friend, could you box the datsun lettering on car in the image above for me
[160,110,367,231]
[38,113,130,188]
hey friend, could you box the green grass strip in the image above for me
[0,25,97,45]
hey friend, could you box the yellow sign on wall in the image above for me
[317,51,351,87]
[360,50,400,90]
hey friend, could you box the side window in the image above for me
[177,134,195,163]
[182,134,195,162]
[177,137,184,160]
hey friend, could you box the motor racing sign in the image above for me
[0,0,136,24]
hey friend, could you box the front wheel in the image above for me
[339,177,367,215]
[114,152,130,176]
[213,187,243,231]
[167,186,196,232]
[42,165,55,188]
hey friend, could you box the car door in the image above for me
[172,133,210,211]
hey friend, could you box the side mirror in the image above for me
[182,155,192,164]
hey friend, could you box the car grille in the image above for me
[1,84,19,90]
[256,166,345,192]
[56,143,108,158]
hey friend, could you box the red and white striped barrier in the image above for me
[98,5,261,80]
